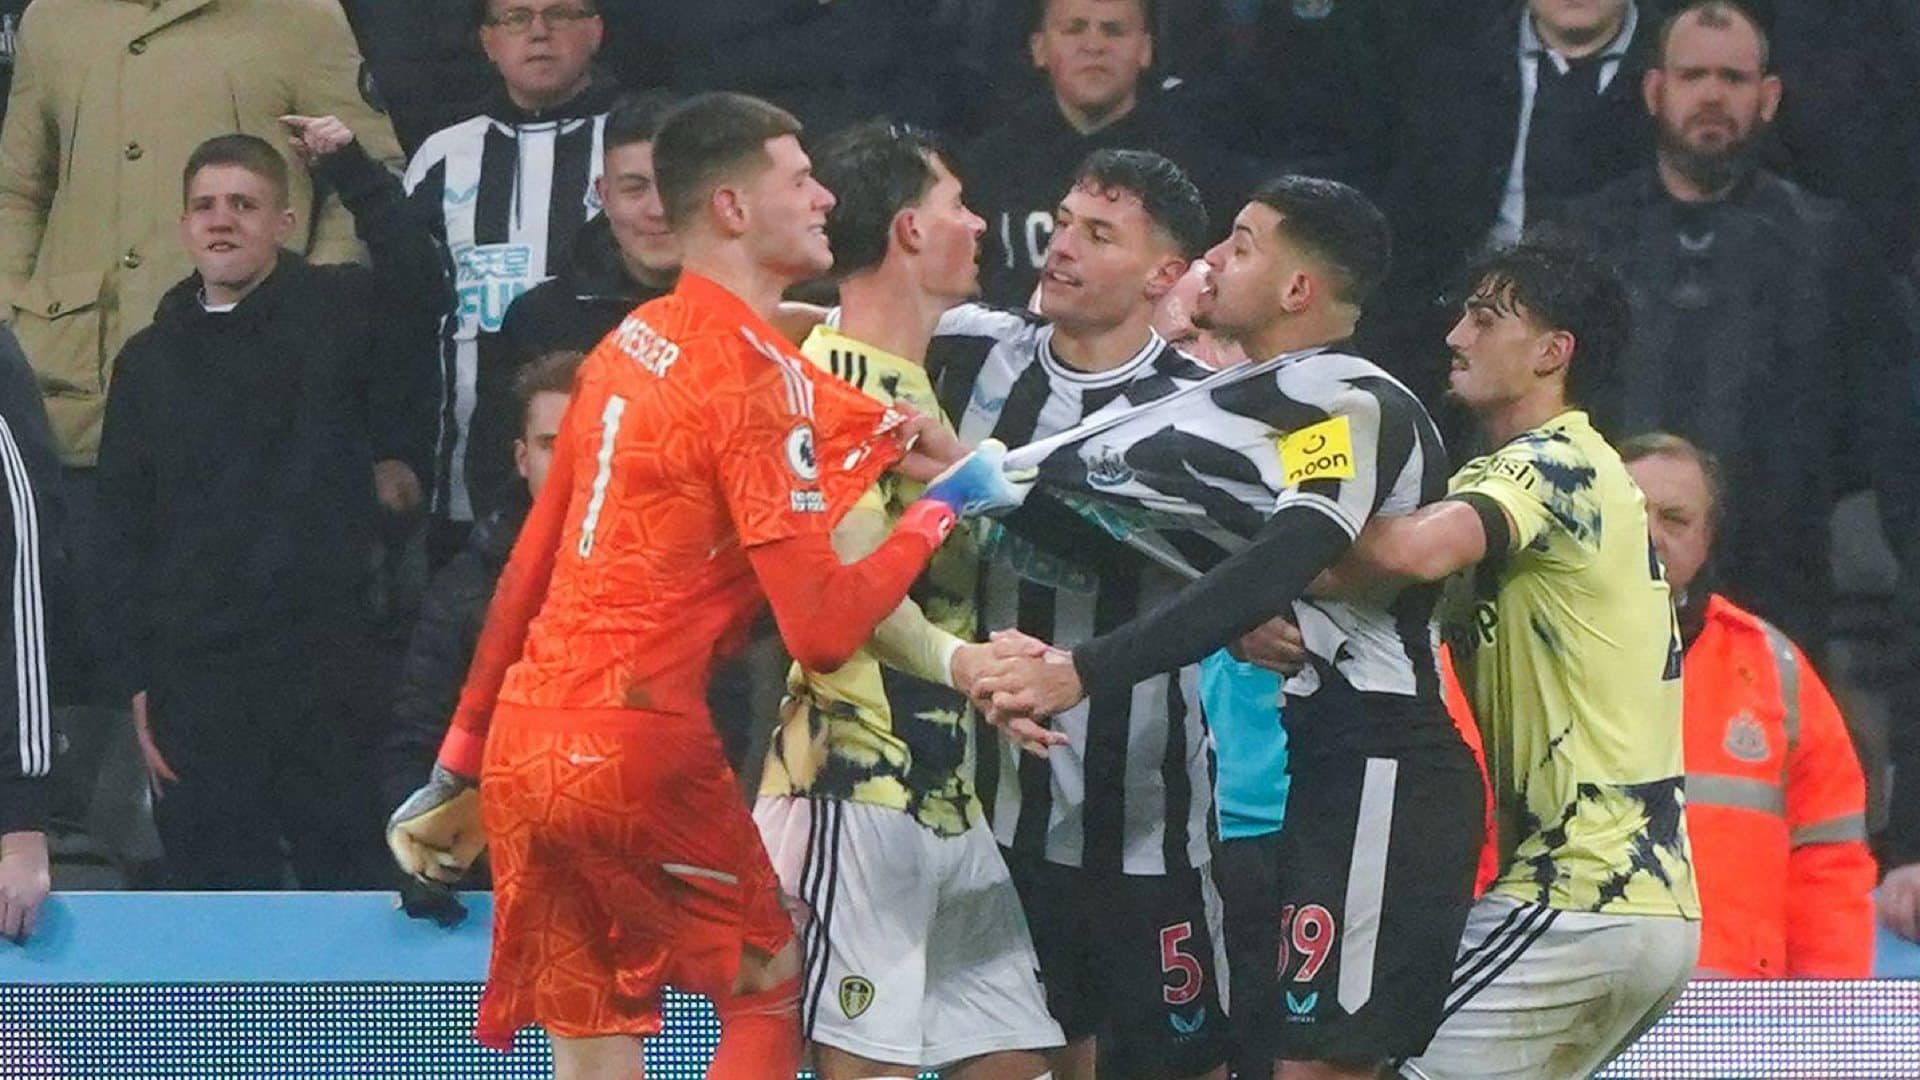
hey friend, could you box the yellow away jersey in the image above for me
[758,325,981,836]
[1440,410,1699,917]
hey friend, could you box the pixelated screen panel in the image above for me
[2,983,1917,1078]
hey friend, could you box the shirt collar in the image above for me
[1520,2,1639,66]
[805,323,915,376]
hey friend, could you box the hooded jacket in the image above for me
[95,143,438,696]
[404,77,616,523]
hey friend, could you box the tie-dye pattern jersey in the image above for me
[1441,410,1699,918]
[759,326,981,838]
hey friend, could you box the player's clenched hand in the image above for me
[395,866,470,928]
[1879,862,1920,943]
[919,439,1034,518]
[1233,616,1308,677]
[387,764,485,886]
[893,409,969,483]
[955,641,1069,756]
[972,629,1086,730]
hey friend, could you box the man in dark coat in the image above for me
[962,0,1253,307]
[1370,0,1656,403]
[96,123,439,890]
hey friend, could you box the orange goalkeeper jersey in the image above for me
[444,273,905,763]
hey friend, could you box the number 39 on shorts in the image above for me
[1278,903,1337,982]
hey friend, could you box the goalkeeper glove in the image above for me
[394,865,470,928]
[919,438,1034,518]
[387,763,484,886]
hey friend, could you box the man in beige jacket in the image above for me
[0,0,404,712]
[0,0,403,470]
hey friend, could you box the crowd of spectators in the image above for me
[0,0,1916,968]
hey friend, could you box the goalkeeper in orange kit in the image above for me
[385,93,1030,1080]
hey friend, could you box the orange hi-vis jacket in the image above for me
[1683,594,1877,978]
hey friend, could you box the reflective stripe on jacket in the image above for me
[1683,594,1877,978]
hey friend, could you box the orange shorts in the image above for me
[474,706,793,1049]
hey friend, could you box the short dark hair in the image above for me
[1656,0,1771,70]
[1619,431,1725,520]
[653,93,804,231]
[811,120,954,278]
[604,90,678,153]
[514,349,584,430]
[1030,0,1153,34]
[1249,175,1392,307]
[182,134,290,207]
[473,0,598,31]
[1069,149,1209,258]
[1461,232,1631,407]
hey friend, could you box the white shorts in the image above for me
[754,796,1065,1068]
[1400,893,1700,1080]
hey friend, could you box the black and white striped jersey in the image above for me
[928,303,1218,876]
[1234,350,1451,710]
[1045,344,1456,757]
[404,88,611,522]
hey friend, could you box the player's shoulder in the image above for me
[1149,339,1215,381]
[1491,416,1600,483]
[582,294,755,402]
[1277,349,1432,428]
[933,301,1047,344]
[1459,420,1616,552]
[1275,348,1388,397]
[624,290,757,360]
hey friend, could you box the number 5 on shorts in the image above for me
[1160,922,1203,1006]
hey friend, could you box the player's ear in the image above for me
[711,184,749,236]
[1142,254,1188,304]
[892,206,922,257]
[1537,329,1575,379]
[1278,268,1314,315]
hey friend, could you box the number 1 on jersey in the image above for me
[578,395,627,559]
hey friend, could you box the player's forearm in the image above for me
[869,598,966,688]
[1072,507,1352,700]
[1345,498,1494,585]
[750,504,950,674]
[827,497,962,685]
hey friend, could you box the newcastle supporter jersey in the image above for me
[405,87,611,522]
[1210,348,1452,720]
[1019,340,1457,755]
[928,303,1217,875]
